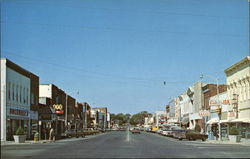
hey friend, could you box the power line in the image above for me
[1,21,247,38]
[5,0,248,20]
[4,51,197,85]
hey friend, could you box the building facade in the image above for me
[224,56,250,138]
[1,58,39,141]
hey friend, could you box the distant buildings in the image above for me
[143,56,250,140]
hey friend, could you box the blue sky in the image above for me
[1,0,249,114]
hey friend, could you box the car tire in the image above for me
[179,138,182,140]
[202,138,206,141]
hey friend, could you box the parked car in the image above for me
[160,128,170,136]
[61,129,85,138]
[151,127,159,133]
[119,127,126,131]
[156,128,163,134]
[131,128,140,134]
[145,128,151,132]
[176,130,208,141]
[172,129,186,138]
[161,126,180,137]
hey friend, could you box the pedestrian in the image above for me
[49,128,55,142]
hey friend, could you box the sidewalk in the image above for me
[205,138,250,146]
[1,132,107,146]
[1,139,54,145]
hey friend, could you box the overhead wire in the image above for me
[5,0,248,20]
[4,51,198,86]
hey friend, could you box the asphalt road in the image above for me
[1,131,250,158]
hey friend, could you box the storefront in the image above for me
[6,107,30,140]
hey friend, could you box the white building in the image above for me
[1,58,39,141]
[187,82,206,129]
[225,56,250,121]
[224,56,250,138]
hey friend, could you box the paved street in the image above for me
[1,131,250,158]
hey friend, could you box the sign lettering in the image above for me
[9,108,28,116]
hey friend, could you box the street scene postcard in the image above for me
[1,0,250,158]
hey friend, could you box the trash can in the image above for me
[34,132,39,142]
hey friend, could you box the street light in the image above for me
[200,74,222,141]
[65,91,79,130]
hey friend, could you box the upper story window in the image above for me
[26,88,29,105]
[31,93,34,104]
[16,85,18,102]
[8,82,11,101]
[23,87,26,104]
[20,86,22,103]
[12,84,15,101]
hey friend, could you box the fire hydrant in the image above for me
[34,132,39,142]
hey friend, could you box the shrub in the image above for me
[15,127,25,135]
[229,126,239,135]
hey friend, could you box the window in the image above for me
[31,93,34,104]
[16,85,18,102]
[20,86,22,103]
[8,82,10,100]
[23,87,26,104]
[26,88,29,105]
[12,84,15,101]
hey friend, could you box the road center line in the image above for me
[126,129,130,142]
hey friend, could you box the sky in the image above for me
[1,0,249,114]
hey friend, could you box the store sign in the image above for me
[222,100,230,104]
[53,104,63,109]
[199,110,210,117]
[9,108,28,116]
[55,110,64,114]
[209,99,230,106]
[53,104,64,114]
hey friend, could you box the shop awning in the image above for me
[206,118,219,125]
[232,118,250,123]
[220,119,232,123]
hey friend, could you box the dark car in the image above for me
[61,129,85,138]
[176,130,208,141]
[131,128,140,134]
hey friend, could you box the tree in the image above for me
[110,113,131,126]
[129,111,152,126]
